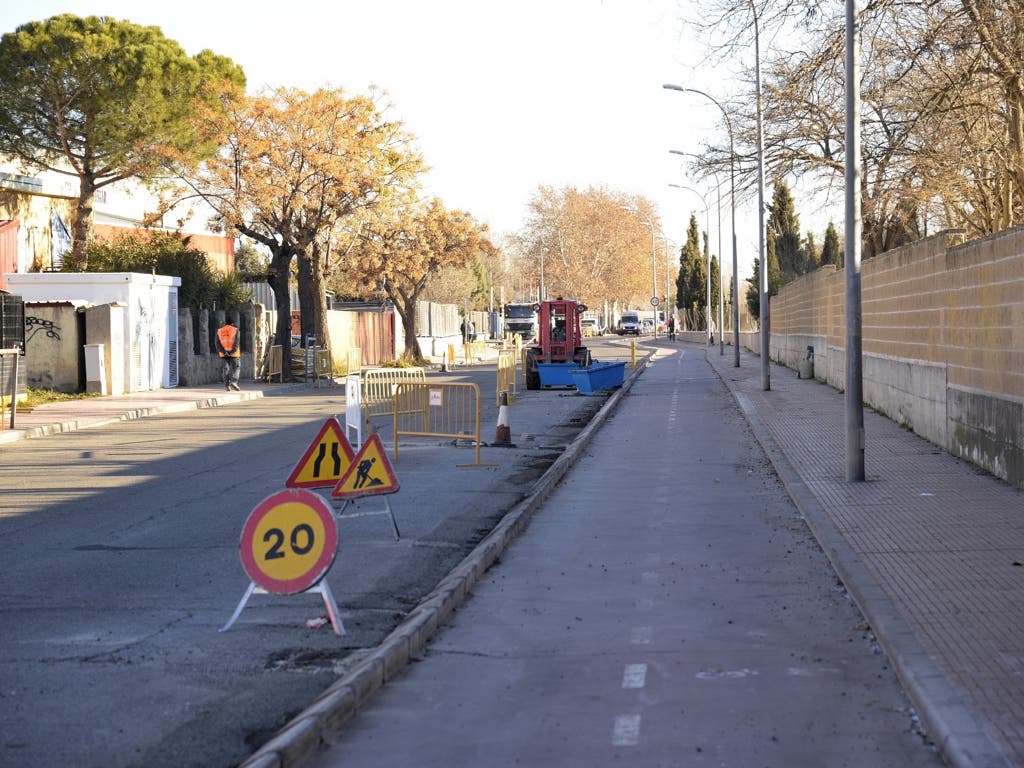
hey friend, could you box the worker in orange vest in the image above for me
[215,312,242,391]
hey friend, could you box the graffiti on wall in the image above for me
[25,316,62,343]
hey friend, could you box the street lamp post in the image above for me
[751,0,770,390]
[668,183,710,351]
[662,84,740,367]
[670,150,728,357]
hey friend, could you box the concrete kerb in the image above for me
[237,352,652,768]
[0,390,267,443]
[709,356,1011,768]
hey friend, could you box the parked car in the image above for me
[581,318,604,337]
[641,319,654,334]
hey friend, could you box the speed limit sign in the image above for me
[239,489,338,595]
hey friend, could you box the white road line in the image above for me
[622,663,648,689]
[630,626,653,644]
[612,714,641,746]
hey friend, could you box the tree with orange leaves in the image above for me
[184,86,422,375]
[340,197,492,362]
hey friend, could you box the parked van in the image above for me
[617,311,641,335]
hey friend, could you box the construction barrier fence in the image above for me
[393,382,485,466]
[496,350,517,405]
[346,347,361,375]
[362,367,427,418]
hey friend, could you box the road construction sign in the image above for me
[332,433,399,499]
[286,417,355,488]
[239,489,338,595]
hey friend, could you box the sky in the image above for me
[0,0,829,281]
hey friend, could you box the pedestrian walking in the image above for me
[667,315,676,341]
[216,312,242,391]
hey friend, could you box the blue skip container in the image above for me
[569,361,626,394]
[537,362,577,387]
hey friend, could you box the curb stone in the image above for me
[236,355,651,768]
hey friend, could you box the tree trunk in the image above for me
[70,176,97,270]
[388,286,424,363]
[267,245,294,378]
[296,253,315,346]
[310,246,331,354]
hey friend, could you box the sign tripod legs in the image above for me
[334,498,401,541]
[220,580,346,636]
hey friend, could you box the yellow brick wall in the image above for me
[773,229,1024,401]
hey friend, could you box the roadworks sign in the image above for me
[286,418,355,488]
[332,433,399,499]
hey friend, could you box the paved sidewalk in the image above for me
[0,381,297,445]
[707,345,1022,767]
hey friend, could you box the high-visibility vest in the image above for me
[217,325,240,358]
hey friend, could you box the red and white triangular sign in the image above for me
[286,418,355,488]
[331,433,399,499]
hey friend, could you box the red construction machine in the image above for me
[523,297,592,390]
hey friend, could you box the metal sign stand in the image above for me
[220,579,345,635]
[333,497,401,541]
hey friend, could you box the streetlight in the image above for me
[668,183,711,350]
[662,84,740,368]
[750,0,770,391]
[671,150,727,357]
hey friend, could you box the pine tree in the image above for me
[745,244,782,321]
[802,231,818,273]
[767,179,803,282]
[675,213,703,324]
[821,221,842,267]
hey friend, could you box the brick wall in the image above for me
[767,228,1024,488]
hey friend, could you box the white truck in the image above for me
[503,302,539,341]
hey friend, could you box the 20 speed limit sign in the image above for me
[239,489,338,595]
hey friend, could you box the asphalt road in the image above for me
[306,346,945,768]
[0,362,613,768]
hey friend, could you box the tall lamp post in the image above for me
[668,183,711,350]
[662,84,740,367]
[750,0,770,390]
[670,150,727,357]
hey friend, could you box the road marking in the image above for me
[612,714,641,746]
[696,667,759,680]
[622,663,648,689]
[630,626,653,645]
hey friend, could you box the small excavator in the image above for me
[523,297,591,390]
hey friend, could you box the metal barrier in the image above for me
[313,348,334,389]
[362,368,427,418]
[462,340,487,365]
[496,350,517,405]
[346,347,361,375]
[267,345,283,382]
[393,382,490,466]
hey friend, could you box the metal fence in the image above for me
[392,382,485,466]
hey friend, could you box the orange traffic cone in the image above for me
[495,390,512,445]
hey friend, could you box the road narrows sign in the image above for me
[239,489,338,595]
[286,418,355,488]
